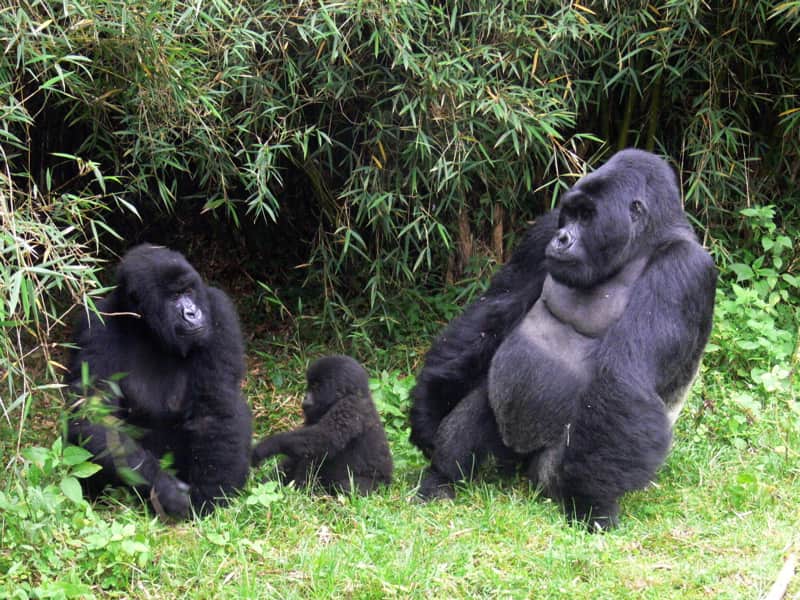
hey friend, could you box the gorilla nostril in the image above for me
[184,306,202,323]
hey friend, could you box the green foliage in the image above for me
[0,2,138,445]
[370,369,423,470]
[0,439,156,597]
[1,439,100,519]
[2,354,799,598]
[2,3,798,596]
[5,0,799,323]
[3,0,800,411]
[707,206,798,386]
[244,481,284,509]
[686,206,799,456]
[728,206,798,300]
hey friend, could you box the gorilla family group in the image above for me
[65,149,717,531]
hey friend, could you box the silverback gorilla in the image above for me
[252,355,393,495]
[66,245,252,519]
[410,149,717,529]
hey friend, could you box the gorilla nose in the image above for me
[554,230,573,249]
[183,305,202,324]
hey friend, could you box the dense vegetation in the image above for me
[1,1,798,597]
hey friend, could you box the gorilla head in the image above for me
[301,355,370,424]
[545,149,684,289]
[115,245,212,357]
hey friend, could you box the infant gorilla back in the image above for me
[252,355,393,495]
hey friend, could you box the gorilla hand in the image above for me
[150,472,191,520]
[251,433,290,466]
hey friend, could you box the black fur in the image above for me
[66,244,252,519]
[410,149,718,529]
[252,355,393,495]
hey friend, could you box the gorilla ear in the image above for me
[128,288,141,307]
[119,276,141,309]
[115,269,137,308]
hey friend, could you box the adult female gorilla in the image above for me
[66,244,251,519]
[410,149,717,529]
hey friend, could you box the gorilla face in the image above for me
[545,169,650,289]
[301,383,331,424]
[116,245,212,357]
[302,362,338,424]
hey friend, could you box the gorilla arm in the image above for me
[595,236,718,410]
[409,210,559,455]
[559,237,717,509]
[67,410,191,518]
[252,395,367,466]
[183,287,251,515]
[66,311,192,518]
[184,398,252,514]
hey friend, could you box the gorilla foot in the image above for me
[565,496,620,532]
[417,468,456,501]
[150,473,191,521]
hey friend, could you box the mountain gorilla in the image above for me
[66,244,252,519]
[410,149,717,529]
[252,355,393,495]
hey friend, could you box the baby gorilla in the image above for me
[252,355,393,495]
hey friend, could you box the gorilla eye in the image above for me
[578,207,593,222]
[562,204,594,224]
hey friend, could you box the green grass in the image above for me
[2,364,798,600]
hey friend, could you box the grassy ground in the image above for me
[2,335,799,599]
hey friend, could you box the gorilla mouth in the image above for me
[179,324,208,337]
[544,242,575,261]
[544,253,577,267]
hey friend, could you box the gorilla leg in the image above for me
[418,385,510,499]
[408,386,454,458]
[556,375,672,530]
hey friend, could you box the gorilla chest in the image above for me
[501,300,598,390]
[118,345,192,423]
[488,273,641,453]
[490,271,641,398]
[521,300,596,372]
